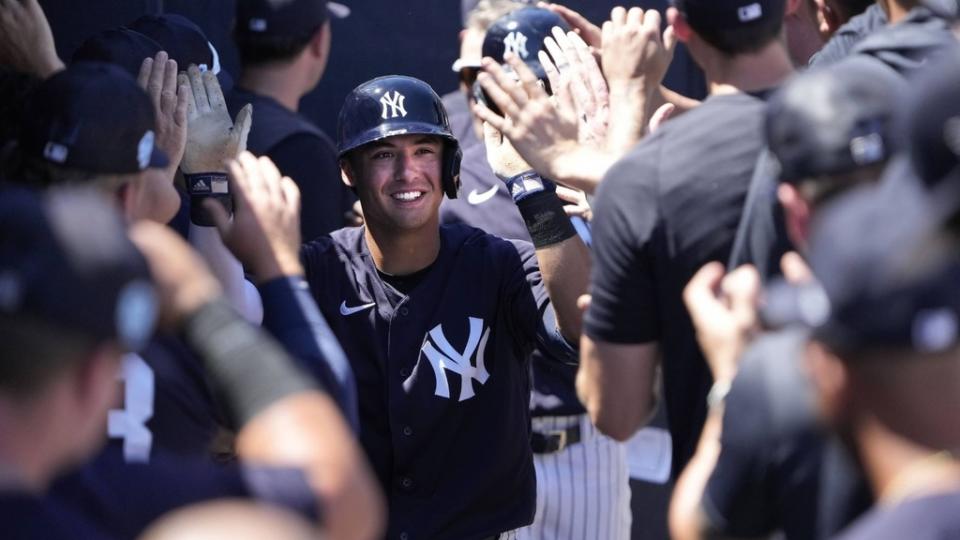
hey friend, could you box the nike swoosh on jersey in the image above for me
[339,301,376,316]
[467,185,499,205]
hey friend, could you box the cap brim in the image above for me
[327,2,350,19]
[451,58,482,73]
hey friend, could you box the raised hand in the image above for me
[537,2,602,50]
[137,52,188,175]
[474,52,615,192]
[0,0,63,78]
[557,185,592,221]
[683,262,761,384]
[603,7,677,153]
[541,28,609,145]
[179,65,252,174]
[128,221,222,330]
[207,151,303,283]
[602,7,676,94]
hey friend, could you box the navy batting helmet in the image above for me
[337,75,462,199]
[475,6,570,116]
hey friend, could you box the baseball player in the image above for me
[228,0,356,240]
[0,182,382,540]
[442,6,632,540]
[301,74,590,540]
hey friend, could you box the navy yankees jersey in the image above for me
[301,223,576,540]
[49,444,317,539]
[441,141,586,418]
[1,491,112,540]
[107,336,226,463]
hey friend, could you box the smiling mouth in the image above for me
[391,191,425,202]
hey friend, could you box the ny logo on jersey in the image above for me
[420,317,490,401]
[380,91,408,119]
[503,31,529,59]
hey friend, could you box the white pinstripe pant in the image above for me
[514,414,631,540]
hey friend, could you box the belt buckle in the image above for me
[554,429,568,451]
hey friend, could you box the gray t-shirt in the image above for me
[809,4,887,67]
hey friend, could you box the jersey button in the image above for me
[399,307,409,316]
[402,426,413,436]
[400,476,414,489]
[400,533,409,540]
[400,367,411,377]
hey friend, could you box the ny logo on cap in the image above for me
[43,142,69,164]
[738,2,763,22]
[137,131,155,170]
[380,91,408,119]
[504,31,529,59]
[418,317,490,401]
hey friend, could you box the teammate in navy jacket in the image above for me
[301,75,590,540]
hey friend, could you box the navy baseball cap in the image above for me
[672,0,785,30]
[766,56,904,183]
[795,173,960,354]
[71,28,164,78]
[768,45,960,354]
[482,7,570,79]
[129,14,223,74]
[897,45,960,190]
[235,0,350,38]
[20,62,169,175]
[0,187,157,351]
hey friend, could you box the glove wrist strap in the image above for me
[185,172,232,227]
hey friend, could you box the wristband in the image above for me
[185,172,233,227]
[517,190,577,248]
[503,170,554,202]
[182,299,316,427]
[706,379,732,411]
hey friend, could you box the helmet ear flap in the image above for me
[442,140,462,199]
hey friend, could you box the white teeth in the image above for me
[392,191,423,201]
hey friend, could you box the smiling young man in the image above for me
[300,75,590,540]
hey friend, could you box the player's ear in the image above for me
[805,340,852,426]
[309,21,331,57]
[667,8,693,43]
[778,183,811,250]
[116,176,144,223]
[340,159,355,189]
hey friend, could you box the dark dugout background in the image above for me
[40,0,704,139]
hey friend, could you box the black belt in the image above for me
[530,424,581,454]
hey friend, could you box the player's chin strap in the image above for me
[503,170,577,248]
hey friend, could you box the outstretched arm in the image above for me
[129,221,384,540]
[477,56,590,344]
[178,65,261,322]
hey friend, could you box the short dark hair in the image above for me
[690,17,785,56]
[233,24,321,66]
[0,315,98,398]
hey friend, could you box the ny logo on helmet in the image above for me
[419,317,490,401]
[503,31,529,59]
[380,91,408,119]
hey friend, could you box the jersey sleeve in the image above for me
[270,134,355,242]
[259,275,359,431]
[50,447,319,539]
[583,150,663,344]
[701,342,781,537]
[503,239,578,364]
